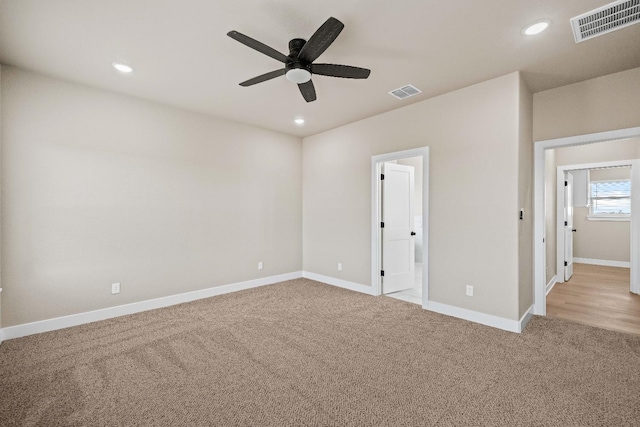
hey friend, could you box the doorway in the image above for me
[533,127,640,316]
[371,147,429,307]
[556,162,634,287]
[547,157,640,333]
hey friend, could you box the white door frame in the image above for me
[534,126,640,315]
[371,147,429,308]
[560,170,575,281]
[556,160,638,285]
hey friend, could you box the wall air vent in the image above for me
[389,84,422,100]
[570,0,640,43]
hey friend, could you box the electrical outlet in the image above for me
[466,285,474,297]
[258,261,263,270]
[337,263,342,271]
[112,283,120,295]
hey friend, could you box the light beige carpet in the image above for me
[1,278,639,426]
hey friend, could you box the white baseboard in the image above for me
[573,257,630,268]
[387,292,422,305]
[1,271,536,342]
[0,288,3,345]
[546,275,558,295]
[0,271,303,341]
[302,271,374,295]
[425,301,534,333]
[301,272,537,333]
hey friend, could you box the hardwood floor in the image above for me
[547,263,640,335]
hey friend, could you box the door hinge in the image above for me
[565,180,568,187]
[564,261,568,267]
[564,221,568,226]
[380,173,385,180]
[381,270,385,276]
[380,222,384,228]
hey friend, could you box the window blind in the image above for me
[590,180,631,215]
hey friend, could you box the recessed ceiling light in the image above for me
[294,118,305,125]
[112,62,133,73]
[523,20,550,36]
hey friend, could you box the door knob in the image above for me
[410,231,416,236]
[572,229,577,232]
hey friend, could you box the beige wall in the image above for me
[590,167,631,181]
[573,167,630,263]
[304,72,526,321]
[554,138,640,166]
[0,64,2,331]
[1,66,302,327]
[2,63,638,331]
[533,67,640,142]
[518,77,533,318]
[573,208,629,262]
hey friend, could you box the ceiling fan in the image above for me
[227,17,371,102]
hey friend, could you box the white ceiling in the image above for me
[1,0,639,138]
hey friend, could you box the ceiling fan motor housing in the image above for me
[288,38,307,58]
[286,39,312,83]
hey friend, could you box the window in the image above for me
[589,179,631,219]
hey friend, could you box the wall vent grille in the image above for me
[389,84,422,100]
[571,0,640,43]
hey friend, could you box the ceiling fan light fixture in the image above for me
[286,68,312,84]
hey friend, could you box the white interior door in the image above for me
[564,172,575,281]
[382,163,415,294]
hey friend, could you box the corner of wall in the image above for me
[518,72,534,319]
[0,63,3,333]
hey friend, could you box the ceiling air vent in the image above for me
[571,0,640,43]
[389,84,422,100]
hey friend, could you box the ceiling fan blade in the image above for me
[298,80,317,102]
[227,30,289,63]
[239,69,286,86]
[298,17,344,63]
[311,64,371,79]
